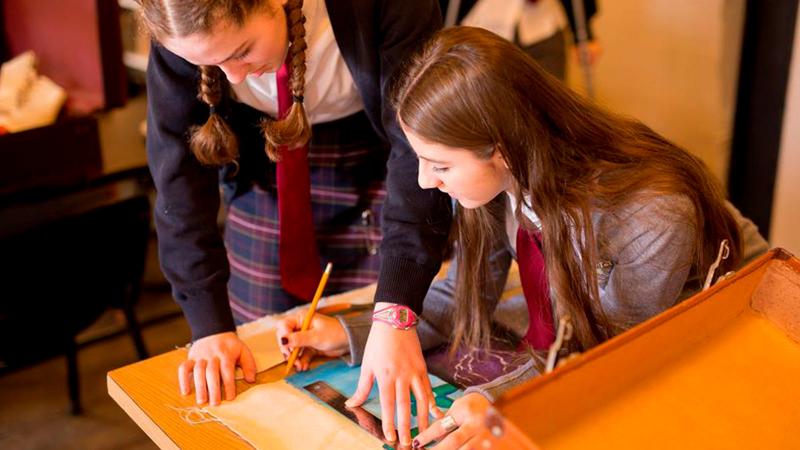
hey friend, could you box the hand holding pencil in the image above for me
[278,263,341,374]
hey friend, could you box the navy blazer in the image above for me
[146,0,451,339]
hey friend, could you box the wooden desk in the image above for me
[107,283,382,450]
[108,346,283,450]
[109,266,522,449]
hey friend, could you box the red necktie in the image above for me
[516,227,555,350]
[275,58,323,301]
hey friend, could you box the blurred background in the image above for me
[0,0,798,448]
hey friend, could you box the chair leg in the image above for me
[123,282,149,360]
[65,339,82,415]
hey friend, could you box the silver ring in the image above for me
[440,415,458,433]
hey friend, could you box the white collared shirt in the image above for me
[230,0,364,124]
[505,191,542,257]
[462,0,567,46]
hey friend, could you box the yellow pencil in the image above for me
[285,262,333,375]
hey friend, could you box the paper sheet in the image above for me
[207,361,463,450]
[205,381,384,450]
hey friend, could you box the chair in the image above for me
[0,173,152,414]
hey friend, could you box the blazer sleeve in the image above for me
[146,44,236,341]
[373,0,454,314]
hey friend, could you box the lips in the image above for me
[249,66,267,77]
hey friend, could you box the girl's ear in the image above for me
[492,145,510,170]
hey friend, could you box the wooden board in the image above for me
[496,249,800,449]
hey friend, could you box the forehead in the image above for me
[403,126,481,163]
[159,9,267,66]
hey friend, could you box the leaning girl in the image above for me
[277,26,768,449]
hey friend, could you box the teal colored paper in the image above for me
[286,360,462,448]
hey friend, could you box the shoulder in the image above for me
[595,193,697,264]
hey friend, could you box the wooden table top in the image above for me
[108,346,284,450]
[108,264,521,449]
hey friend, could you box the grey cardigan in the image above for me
[337,195,768,401]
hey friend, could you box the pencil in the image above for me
[285,262,333,375]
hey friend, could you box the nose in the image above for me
[218,62,248,85]
[417,161,442,190]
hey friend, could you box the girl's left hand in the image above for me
[412,392,491,449]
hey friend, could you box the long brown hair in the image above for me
[393,27,742,352]
[138,0,310,165]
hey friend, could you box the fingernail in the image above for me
[280,337,288,345]
[344,399,353,407]
[412,440,420,449]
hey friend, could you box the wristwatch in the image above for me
[372,305,419,330]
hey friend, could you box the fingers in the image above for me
[378,378,397,443]
[395,379,412,446]
[239,344,257,383]
[411,377,430,433]
[285,329,319,350]
[345,367,374,408]
[178,359,194,396]
[193,359,208,404]
[413,415,459,449]
[430,404,445,420]
[220,357,236,401]
[297,348,316,372]
[206,357,221,406]
[275,316,299,355]
[457,435,481,450]
[433,426,472,450]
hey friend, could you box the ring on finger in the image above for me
[441,415,458,433]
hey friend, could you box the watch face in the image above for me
[394,308,409,324]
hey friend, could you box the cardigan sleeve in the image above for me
[372,0,454,314]
[597,195,697,332]
[146,44,236,341]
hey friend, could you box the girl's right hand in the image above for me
[275,313,350,372]
[178,331,256,406]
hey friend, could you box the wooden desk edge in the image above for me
[107,372,180,450]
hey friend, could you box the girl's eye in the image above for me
[432,167,449,173]
[233,50,250,61]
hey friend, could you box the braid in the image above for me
[189,65,239,165]
[261,0,311,161]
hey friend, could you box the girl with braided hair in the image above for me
[139,0,452,444]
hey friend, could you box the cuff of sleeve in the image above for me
[337,311,374,367]
[175,287,237,342]
[375,255,440,315]
[463,358,540,403]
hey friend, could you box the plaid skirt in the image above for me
[224,112,387,322]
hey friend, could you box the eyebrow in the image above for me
[417,155,449,165]
[212,40,253,65]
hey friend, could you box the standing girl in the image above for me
[139,0,451,437]
[278,26,768,449]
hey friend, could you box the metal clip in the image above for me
[361,209,378,256]
[545,316,574,373]
[703,239,730,290]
